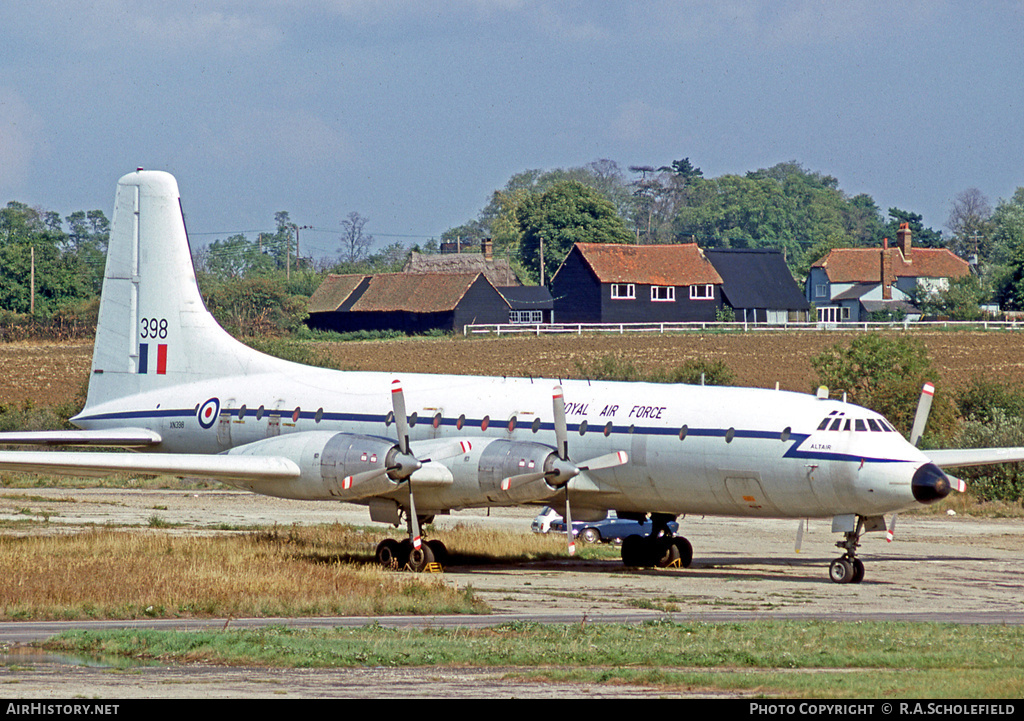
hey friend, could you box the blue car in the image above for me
[550,511,679,545]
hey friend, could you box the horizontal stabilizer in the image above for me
[0,450,300,481]
[0,428,162,447]
[927,447,1024,468]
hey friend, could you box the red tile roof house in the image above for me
[806,224,971,323]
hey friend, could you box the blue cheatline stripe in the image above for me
[71,407,908,465]
[138,344,148,374]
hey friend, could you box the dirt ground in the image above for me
[4,329,1024,408]
[0,489,1022,698]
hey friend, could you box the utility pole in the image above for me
[30,246,35,315]
[539,235,545,286]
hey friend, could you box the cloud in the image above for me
[609,99,677,145]
[0,89,43,193]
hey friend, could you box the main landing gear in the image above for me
[375,512,448,572]
[620,513,692,569]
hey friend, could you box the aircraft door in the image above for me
[216,398,236,448]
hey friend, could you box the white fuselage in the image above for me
[74,367,931,520]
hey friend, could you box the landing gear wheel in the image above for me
[375,538,401,569]
[672,537,693,568]
[426,539,448,566]
[829,557,855,584]
[406,543,436,573]
[655,537,681,568]
[621,535,645,567]
[851,558,865,584]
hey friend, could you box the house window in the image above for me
[689,284,714,300]
[651,286,675,302]
[815,284,828,298]
[509,310,544,324]
[611,283,635,299]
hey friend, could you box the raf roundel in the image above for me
[197,398,221,429]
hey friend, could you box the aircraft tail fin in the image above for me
[80,170,291,412]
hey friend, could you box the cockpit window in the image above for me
[855,419,866,432]
[818,418,831,431]
[829,418,843,431]
[866,419,881,431]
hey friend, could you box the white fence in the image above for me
[464,320,1024,336]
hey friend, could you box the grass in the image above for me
[39,620,1024,698]
[0,524,487,620]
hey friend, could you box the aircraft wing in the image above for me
[926,447,1024,468]
[0,428,162,446]
[0,450,300,481]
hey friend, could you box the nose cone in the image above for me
[912,463,953,504]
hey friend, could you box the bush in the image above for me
[810,335,957,440]
[952,409,1024,503]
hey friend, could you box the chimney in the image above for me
[881,246,891,300]
[898,222,912,259]
[481,238,493,262]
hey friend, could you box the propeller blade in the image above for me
[552,386,568,461]
[417,439,473,464]
[407,479,422,551]
[342,467,388,490]
[949,475,967,493]
[500,471,547,491]
[909,382,935,447]
[578,450,629,472]
[564,489,575,556]
[886,513,898,543]
[391,379,411,455]
[795,519,806,553]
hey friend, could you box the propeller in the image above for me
[888,382,966,544]
[342,380,471,553]
[501,385,629,556]
[907,381,966,493]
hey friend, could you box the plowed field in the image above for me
[3,330,1024,408]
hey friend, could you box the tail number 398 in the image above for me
[141,318,168,339]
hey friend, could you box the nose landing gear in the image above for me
[828,514,881,584]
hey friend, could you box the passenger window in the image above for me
[481,415,490,431]
[531,417,541,433]
[604,422,613,437]
[456,414,465,430]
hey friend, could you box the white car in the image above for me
[531,506,562,533]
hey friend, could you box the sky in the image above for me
[1,1,1022,260]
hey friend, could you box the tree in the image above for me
[338,212,374,264]
[945,188,992,263]
[810,335,956,442]
[988,188,1024,310]
[516,180,632,284]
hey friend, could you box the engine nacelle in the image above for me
[426,438,562,505]
[225,431,404,500]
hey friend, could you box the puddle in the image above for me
[1,645,152,669]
